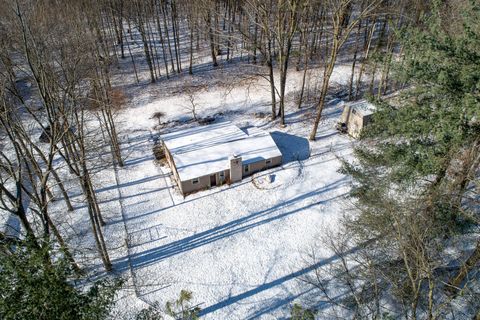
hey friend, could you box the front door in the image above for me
[210,174,217,186]
[218,171,225,184]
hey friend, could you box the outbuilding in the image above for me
[337,100,376,138]
[161,121,282,195]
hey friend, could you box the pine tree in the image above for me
[357,0,479,186]
[346,0,480,232]
[0,240,120,320]
[314,1,480,317]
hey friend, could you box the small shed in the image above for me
[338,100,375,138]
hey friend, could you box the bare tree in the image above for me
[184,89,201,122]
[309,0,383,141]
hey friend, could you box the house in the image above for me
[337,100,375,138]
[161,121,283,195]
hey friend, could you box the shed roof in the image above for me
[350,100,376,116]
[161,122,282,182]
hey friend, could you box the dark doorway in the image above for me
[210,174,217,186]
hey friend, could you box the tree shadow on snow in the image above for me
[199,238,364,318]
[112,177,348,272]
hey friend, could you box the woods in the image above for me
[305,2,480,318]
[0,0,478,318]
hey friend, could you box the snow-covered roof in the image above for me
[161,122,282,181]
[162,121,247,154]
[241,126,265,137]
[350,100,376,116]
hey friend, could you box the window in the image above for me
[192,178,199,184]
[219,172,225,178]
[266,159,272,165]
[244,165,249,173]
[352,108,357,115]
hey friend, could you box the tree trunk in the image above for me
[45,213,81,274]
[309,38,338,141]
[125,29,139,83]
[267,39,276,120]
[170,0,182,73]
[207,11,218,67]
[138,22,155,83]
[50,167,74,212]
[162,3,176,73]
[355,19,376,100]
[154,0,169,78]
[349,18,363,101]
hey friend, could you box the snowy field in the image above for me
[107,62,358,318]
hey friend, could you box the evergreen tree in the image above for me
[356,0,479,187]
[310,1,480,318]
[345,0,480,235]
[0,240,120,320]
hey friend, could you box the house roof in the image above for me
[162,121,247,154]
[161,122,282,182]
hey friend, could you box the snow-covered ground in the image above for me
[0,22,364,318]
[2,16,477,319]
[106,60,357,318]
